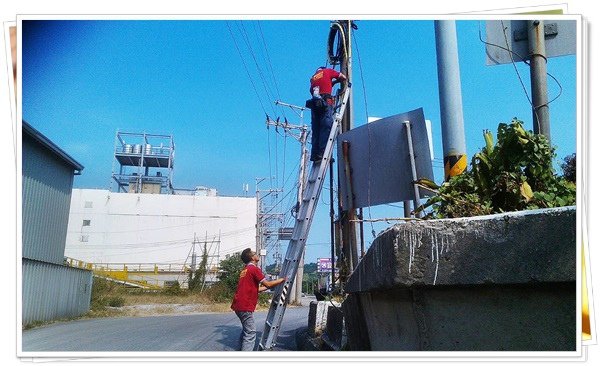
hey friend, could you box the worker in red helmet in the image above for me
[307,66,347,162]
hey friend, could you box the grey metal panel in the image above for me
[22,258,93,325]
[337,108,434,209]
[485,20,577,65]
[22,134,75,264]
[22,120,84,172]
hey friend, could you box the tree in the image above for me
[203,252,245,302]
[188,243,208,292]
[561,153,576,183]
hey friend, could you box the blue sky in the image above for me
[20,18,578,266]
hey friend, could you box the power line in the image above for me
[226,21,268,116]
[236,21,278,118]
[256,21,287,120]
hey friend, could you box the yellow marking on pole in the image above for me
[444,155,467,181]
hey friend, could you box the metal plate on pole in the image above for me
[336,108,434,209]
[485,19,576,65]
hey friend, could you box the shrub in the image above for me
[419,118,576,218]
[107,296,126,307]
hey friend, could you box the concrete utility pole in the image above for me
[434,20,467,182]
[337,20,360,277]
[528,20,551,144]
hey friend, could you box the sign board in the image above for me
[277,227,293,240]
[485,19,576,65]
[317,258,335,273]
[337,108,435,209]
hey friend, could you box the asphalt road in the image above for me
[22,299,314,352]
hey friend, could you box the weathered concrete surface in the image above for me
[344,207,576,351]
[342,293,371,351]
[346,207,576,291]
[322,305,346,350]
[308,300,338,337]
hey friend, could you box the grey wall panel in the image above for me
[22,259,92,325]
[22,134,75,264]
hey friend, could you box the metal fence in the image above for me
[22,258,93,325]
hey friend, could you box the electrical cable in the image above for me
[479,21,564,131]
[256,21,287,120]
[226,21,268,116]
[352,28,377,240]
[237,21,278,118]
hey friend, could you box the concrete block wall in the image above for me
[308,301,334,337]
[343,207,577,351]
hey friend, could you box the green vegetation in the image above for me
[203,253,244,303]
[90,277,127,310]
[418,118,576,218]
[561,153,576,183]
[188,243,209,292]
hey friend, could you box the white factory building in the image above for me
[65,188,257,271]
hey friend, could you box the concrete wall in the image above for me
[65,189,257,265]
[344,207,576,351]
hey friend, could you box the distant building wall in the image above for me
[65,189,257,266]
[22,259,93,325]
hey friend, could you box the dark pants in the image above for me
[310,99,334,159]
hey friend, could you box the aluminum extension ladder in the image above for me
[258,86,351,351]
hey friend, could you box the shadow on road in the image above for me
[212,324,241,351]
[211,325,298,351]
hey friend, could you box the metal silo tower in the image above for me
[111,131,175,194]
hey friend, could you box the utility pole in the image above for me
[528,20,551,143]
[434,20,467,182]
[336,19,360,284]
[267,102,309,304]
[255,177,283,274]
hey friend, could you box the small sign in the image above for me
[278,227,294,240]
[317,258,334,273]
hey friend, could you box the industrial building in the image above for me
[63,130,257,288]
[21,120,92,326]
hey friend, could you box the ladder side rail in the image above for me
[259,87,351,350]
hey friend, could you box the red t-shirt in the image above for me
[231,263,265,312]
[310,68,341,95]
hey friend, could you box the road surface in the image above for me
[22,299,314,352]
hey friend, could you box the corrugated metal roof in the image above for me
[22,120,84,174]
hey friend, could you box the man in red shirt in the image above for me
[308,66,347,161]
[231,248,286,351]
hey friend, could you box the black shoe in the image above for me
[310,154,323,162]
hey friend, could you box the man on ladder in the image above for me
[258,68,351,351]
[307,66,347,162]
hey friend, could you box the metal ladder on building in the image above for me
[259,85,351,351]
